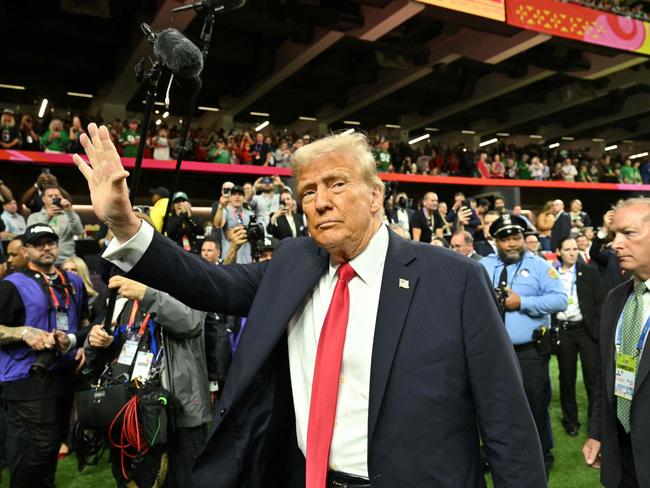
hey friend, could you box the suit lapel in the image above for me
[368,233,418,446]
[225,242,328,408]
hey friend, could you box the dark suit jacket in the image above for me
[590,279,650,487]
[127,229,546,487]
[266,213,307,240]
[474,240,496,257]
[551,211,572,251]
[589,234,625,293]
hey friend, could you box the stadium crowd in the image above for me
[2,108,649,185]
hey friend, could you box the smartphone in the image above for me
[41,168,51,175]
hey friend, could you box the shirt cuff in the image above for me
[63,333,77,353]
[209,381,219,392]
[102,220,153,273]
[597,230,608,239]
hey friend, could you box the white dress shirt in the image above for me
[103,221,389,478]
[556,265,583,322]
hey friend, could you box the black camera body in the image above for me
[246,215,265,244]
[494,285,510,304]
[29,350,58,377]
[52,196,62,207]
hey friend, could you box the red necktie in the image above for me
[306,262,356,488]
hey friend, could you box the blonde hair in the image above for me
[291,131,384,199]
[62,257,98,297]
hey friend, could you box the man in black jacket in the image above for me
[551,199,571,251]
[589,210,626,294]
[553,237,603,437]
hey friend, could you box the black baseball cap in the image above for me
[172,191,189,203]
[149,186,170,198]
[24,224,59,245]
[230,185,245,195]
[259,237,279,252]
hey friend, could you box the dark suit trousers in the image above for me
[617,421,639,488]
[557,326,599,430]
[516,347,553,467]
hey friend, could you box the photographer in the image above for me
[266,189,307,240]
[40,119,69,154]
[481,215,568,474]
[167,192,204,253]
[84,275,210,488]
[212,185,254,264]
[0,224,88,487]
[250,176,282,230]
[27,185,83,264]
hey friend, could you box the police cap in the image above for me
[489,214,528,239]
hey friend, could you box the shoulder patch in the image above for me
[548,267,559,279]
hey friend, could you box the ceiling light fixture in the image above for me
[385,124,401,129]
[299,116,317,121]
[255,120,270,132]
[561,136,574,141]
[343,120,361,126]
[250,111,270,117]
[529,134,543,139]
[630,152,648,160]
[37,99,48,118]
[592,138,604,142]
[479,138,498,148]
[155,119,162,126]
[461,130,475,135]
[496,132,510,137]
[66,91,93,98]
[162,111,169,119]
[604,145,618,152]
[409,134,430,145]
[548,143,560,149]
[425,127,439,132]
[0,84,26,90]
[198,106,219,112]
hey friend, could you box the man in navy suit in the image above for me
[74,123,546,488]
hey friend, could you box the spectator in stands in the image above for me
[201,237,220,264]
[213,185,254,264]
[0,109,20,150]
[237,131,253,164]
[148,186,170,233]
[552,162,564,181]
[474,211,500,257]
[530,156,544,180]
[576,233,592,264]
[21,172,71,215]
[207,139,230,163]
[6,236,27,273]
[476,152,491,178]
[267,189,307,240]
[600,156,618,183]
[518,156,532,179]
[152,126,170,160]
[505,158,518,179]
[386,191,413,238]
[576,162,593,183]
[437,201,454,241]
[551,199,571,251]
[19,114,40,151]
[26,185,83,264]
[493,196,509,215]
[536,201,555,251]
[512,205,536,231]
[67,115,85,154]
[250,176,281,230]
[40,119,69,153]
[167,191,204,253]
[491,154,505,178]
[410,192,444,242]
[525,233,545,258]
[274,140,292,168]
[118,119,140,158]
[251,132,270,166]
[620,158,642,184]
[450,230,481,260]
[562,158,578,182]
[1,198,26,237]
[375,140,391,172]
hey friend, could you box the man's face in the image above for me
[173,200,188,214]
[7,240,27,271]
[496,233,525,264]
[42,188,62,206]
[494,198,505,211]
[3,199,17,213]
[423,193,438,211]
[297,152,382,261]
[129,121,138,131]
[611,205,650,279]
[576,235,589,251]
[201,241,219,264]
[552,200,564,214]
[230,192,244,208]
[256,133,264,144]
[243,183,253,199]
[512,206,522,216]
[525,235,540,253]
[450,235,472,256]
[560,239,579,267]
[26,238,59,268]
[584,227,594,240]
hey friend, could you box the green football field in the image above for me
[2,355,601,487]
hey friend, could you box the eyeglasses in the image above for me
[27,241,58,250]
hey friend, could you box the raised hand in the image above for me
[73,123,141,242]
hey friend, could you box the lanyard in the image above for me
[229,317,246,354]
[29,264,70,311]
[492,258,524,290]
[422,208,433,231]
[127,300,140,328]
[615,297,650,353]
[228,206,244,225]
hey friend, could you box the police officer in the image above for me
[0,223,88,487]
[481,214,568,473]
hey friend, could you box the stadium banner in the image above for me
[416,0,506,22]
[506,0,650,55]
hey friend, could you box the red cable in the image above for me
[108,395,150,480]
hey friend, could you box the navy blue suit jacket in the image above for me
[127,228,545,487]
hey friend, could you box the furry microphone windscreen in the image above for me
[154,29,203,79]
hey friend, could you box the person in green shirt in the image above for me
[374,140,391,172]
[207,139,230,163]
[576,162,593,183]
[119,119,140,158]
[517,157,532,180]
[620,158,642,183]
[40,119,69,153]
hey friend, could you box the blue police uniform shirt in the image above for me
[481,251,568,345]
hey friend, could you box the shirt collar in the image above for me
[325,224,389,288]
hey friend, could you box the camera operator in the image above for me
[26,185,83,265]
[213,185,254,264]
[84,275,210,488]
[167,192,204,253]
[0,224,88,487]
[266,189,307,240]
[481,215,568,474]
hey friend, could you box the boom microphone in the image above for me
[141,24,203,79]
[171,0,246,13]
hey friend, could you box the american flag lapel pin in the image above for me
[399,278,409,289]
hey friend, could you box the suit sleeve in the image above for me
[140,287,206,339]
[461,263,547,488]
[127,231,267,318]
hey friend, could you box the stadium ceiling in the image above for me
[2,0,650,143]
